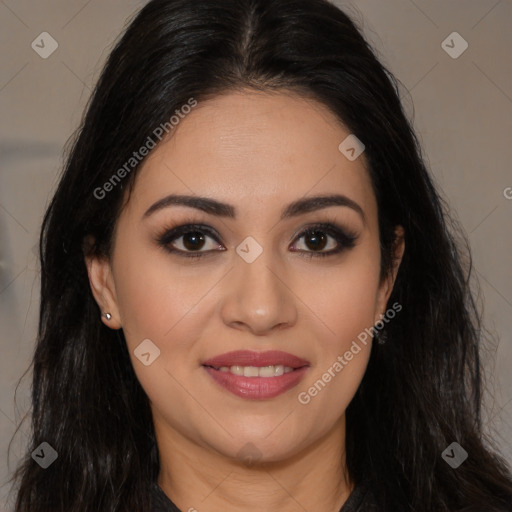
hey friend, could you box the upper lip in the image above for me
[202,350,310,369]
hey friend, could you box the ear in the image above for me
[83,236,122,330]
[374,226,405,324]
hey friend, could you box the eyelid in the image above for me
[289,216,357,242]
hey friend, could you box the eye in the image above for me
[157,221,358,259]
[290,222,357,258]
[157,224,224,258]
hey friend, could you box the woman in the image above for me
[10,0,512,511]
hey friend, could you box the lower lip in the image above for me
[203,366,309,400]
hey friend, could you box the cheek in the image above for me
[292,244,381,421]
[110,235,233,412]
[112,234,209,345]
[111,244,215,417]
[320,269,379,331]
[304,242,382,348]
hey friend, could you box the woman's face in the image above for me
[87,90,402,464]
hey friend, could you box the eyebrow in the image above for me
[143,193,366,224]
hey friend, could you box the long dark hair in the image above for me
[8,0,512,510]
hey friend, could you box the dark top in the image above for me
[151,479,379,511]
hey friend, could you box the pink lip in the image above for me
[202,350,310,400]
[202,350,310,369]
[203,366,309,400]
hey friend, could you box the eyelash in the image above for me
[156,218,358,260]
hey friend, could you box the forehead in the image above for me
[125,90,376,221]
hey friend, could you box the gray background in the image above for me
[0,1,511,509]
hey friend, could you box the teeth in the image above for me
[259,365,279,377]
[244,366,259,377]
[216,365,295,377]
[230,365,244,376]
[274,365,284,377]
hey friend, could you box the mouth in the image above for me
[201,350,310,399]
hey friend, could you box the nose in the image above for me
[219,247,298,336]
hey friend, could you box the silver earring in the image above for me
[103,312,112,320]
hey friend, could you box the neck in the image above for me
[156,415,353,512]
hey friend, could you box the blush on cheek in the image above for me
[312,282,380,345]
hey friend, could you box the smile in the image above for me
[201,350,310,399]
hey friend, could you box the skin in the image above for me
[86,90,404,512]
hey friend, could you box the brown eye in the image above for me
[302,230,329,251]
[290,223,358,258]
[181,231,207,251]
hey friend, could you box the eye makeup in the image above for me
[154,215,359,260]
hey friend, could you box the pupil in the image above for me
[306,231,327,251]
[183,232,205,250]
